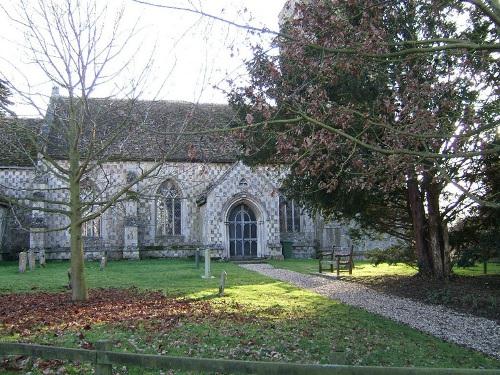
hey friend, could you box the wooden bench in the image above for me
[318,245,354,276]
[318,250,335,273]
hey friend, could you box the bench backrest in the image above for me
[333,245,353,257]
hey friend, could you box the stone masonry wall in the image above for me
[0,160,390,261]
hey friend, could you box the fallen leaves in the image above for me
[0,288,213,336]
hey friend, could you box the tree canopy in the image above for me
[230,0,499,278]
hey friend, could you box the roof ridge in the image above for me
[56,96,231,107]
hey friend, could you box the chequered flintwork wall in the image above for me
[1,160,394,260]
[202,162,283,257]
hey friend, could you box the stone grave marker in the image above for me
[218,270,227,296]
[28,250,36,271]
[67,268,72,289]
[18,252,27,273]
[38,250,46,268]
[99,255,107,271]
[201,248,214,279]
[195,248,200,269]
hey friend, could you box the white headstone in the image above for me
[19,252,27,273]
[99,255,107,271]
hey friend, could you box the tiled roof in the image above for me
[46,98,241,163]
[0,117,41,167]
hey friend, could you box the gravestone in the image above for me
[201,249,214,279]
[67,268,72,289]
[195,248,200,269]
[38,250,46,268]
[18,252,27,273]
[218,270,227,296]
[28,250,36,271]
[99,255,107,271]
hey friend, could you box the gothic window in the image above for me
[81,181,102,238]
[279,195,301,233]
[156,180,182,236]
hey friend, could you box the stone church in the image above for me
[0,91,392,261]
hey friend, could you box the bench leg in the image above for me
[336,258,340,277]
[319,261,322,273]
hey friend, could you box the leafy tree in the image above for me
[450,136,500,273]
[0,79,12,117]
[230,0,499,278]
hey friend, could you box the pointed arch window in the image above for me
[279,195,301,233]
[81,181,102,238]
[156,180,182,236]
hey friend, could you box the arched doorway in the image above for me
[228,203,257,258]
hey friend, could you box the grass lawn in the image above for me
[0,259,498,374]
[267,258,500,277]
[268,258,500,322]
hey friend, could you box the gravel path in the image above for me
[240,263,500,359]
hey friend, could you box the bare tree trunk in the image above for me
[69,176,88,300]
[69,103,88,301]
[424,171,451,279]
[406,169,432,275]
[70,220,87,301]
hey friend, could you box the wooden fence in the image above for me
[0,341,497,375]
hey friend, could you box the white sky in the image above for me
[0,0,287,117]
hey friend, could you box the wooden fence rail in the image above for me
[0,341,497,375]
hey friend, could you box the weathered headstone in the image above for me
[38,250,46,268]
[28,250,36,271]
[99,255,107,271]
[218,270,227,296]
[201,248,214,279]
[67,268,72,289]
[195,248,200,269]
[18,252,27,273]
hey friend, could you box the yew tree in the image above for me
[230,0,499,278]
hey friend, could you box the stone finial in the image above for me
[51,86,60,97]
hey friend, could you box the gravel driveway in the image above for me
[240,263,500,359]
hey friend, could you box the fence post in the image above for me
[95,340,112,375]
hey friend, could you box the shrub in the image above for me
[366,244,416,267]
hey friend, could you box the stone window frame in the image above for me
[279,195,302,233]
[155,179,182,237]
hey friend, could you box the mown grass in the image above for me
[267,258,500,277]
[0,259,266,296]
[0,259,498,374]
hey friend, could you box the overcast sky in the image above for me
[0,0,288,117]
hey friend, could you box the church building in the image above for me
[0,90,392,261]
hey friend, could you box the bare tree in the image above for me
[0,0,198,301]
